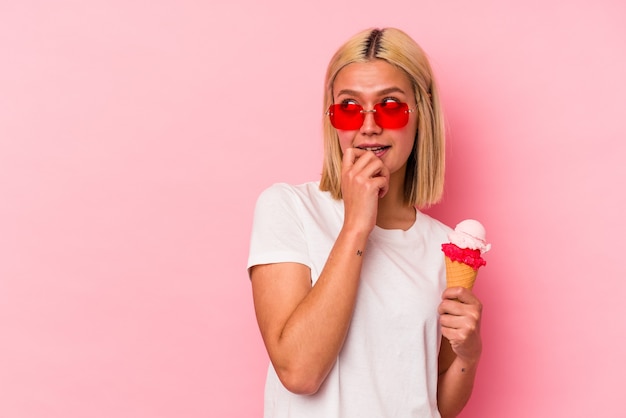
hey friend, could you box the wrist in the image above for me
[453,353,481,372]
[339,223,373,241]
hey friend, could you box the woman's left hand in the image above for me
[438,287,483,363]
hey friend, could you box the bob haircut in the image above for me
[319,27,445,209]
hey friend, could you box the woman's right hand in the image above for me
[341,147,390,233]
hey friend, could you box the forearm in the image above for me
[437,356,479,417]
[270,226,369,393]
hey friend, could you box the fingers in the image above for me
[342,148,390,197]
[438,287,482,317]
[340,147,390,233]
[439,308,480,332]
[441,286,477,304]
[441,324,482,362]
[343,147,383,175]
[438,288,483,360]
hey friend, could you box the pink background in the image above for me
[1,1,625,417]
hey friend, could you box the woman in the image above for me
[247,27,482,417]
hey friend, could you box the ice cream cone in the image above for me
[444,257,478,290]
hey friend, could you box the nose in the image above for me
[360,109,382,135]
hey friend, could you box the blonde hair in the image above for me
[319,27,445,208]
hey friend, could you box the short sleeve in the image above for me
[247,183,311,275]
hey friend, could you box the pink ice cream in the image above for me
[441,219,491,270]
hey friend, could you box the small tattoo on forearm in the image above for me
[356,250,363,256]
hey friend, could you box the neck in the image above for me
[376,170,415,230]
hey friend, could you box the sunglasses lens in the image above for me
[328,103,363,130]
[374,102,409,129]
[328,102,411,129]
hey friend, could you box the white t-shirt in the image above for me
[248,182,451,418]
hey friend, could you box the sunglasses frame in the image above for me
[326,101,417,130]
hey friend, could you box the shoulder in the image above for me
[416,210,453,240]
[255,181,329,207]
[256,182,295,203]
[257,181,320,197]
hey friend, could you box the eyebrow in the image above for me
[336,87,407,97]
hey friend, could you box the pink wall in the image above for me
[1,1,625,417]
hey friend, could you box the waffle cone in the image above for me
[445,256,478,290]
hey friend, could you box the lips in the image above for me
[356,144,390,158]
[356,145,390,152]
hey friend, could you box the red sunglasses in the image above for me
[326,101,416,130]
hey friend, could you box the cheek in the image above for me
[397,122,417,142]
[336,131,355,152]
[397,130,418,158]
